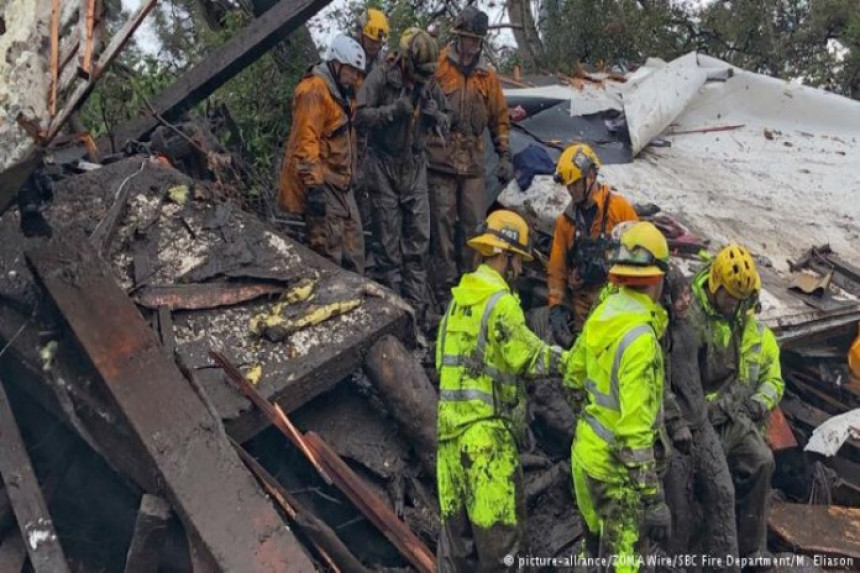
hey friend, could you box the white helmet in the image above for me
[326,34,366,71]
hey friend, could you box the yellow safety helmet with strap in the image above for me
[708,244,759,300]
[555,143,602,186]
[359,8,389,42]
[399,27,438,80]
[608,221,669,278]
[468,210,533,261]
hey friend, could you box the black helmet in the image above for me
[454,6,489,39]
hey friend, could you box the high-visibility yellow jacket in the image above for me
[690,269,784,411]
[436,264,568,443]
[565,287,668,493]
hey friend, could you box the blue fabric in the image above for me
[513,144,556,191]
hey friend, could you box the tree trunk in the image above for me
[507,0,544,72]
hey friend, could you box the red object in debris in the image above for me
[510,105,527,122]
[766,406,798,451]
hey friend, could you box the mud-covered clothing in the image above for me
[565,287,669,572]
[278,64,363,270]
[356,53,448,157]
[279,63,356,214]
[364,151,429,304]
[428,171,485,300]
[547,185,638,329]
[437,419,525,572]
[356,55,448,308]
[426,46,509,301]
[662,317,739,571]
[426,45,510,177]
[436,264,567,571]
[688,267,783,558]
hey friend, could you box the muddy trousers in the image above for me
[715,416,774,558]
[572,463,642,573]
[428,170,486,303]
[366,151,430,310]
[305,186,365,274]
[663,422,739,572]
[437,419,525,572]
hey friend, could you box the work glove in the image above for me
[420,98,439,117]
[642,499,672,544]
[393,95,414,118]
[707,396,730,426]
[549,305,575,348]
[306,187,327,217]
[496,154,514,185]
[744,397,770,423]
[671,425,693,455]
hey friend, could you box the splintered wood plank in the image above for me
[25,233,315,573]
[769,502,860,560]
[0,378,70,573]
[107,0,333,150]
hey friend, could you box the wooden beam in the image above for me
[769,502,860,560]
[107,0,332,150]
[25,233,316,573]
[46,0,158,141]
[0,377,70,573]
[123,495,171,573]
[305,432,437,573]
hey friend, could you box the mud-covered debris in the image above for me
[259,300,363,343]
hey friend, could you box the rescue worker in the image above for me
[353,8,389,75]
[565,222,672,572]
[278,34,366,272]
[689,245,784,562]
[352,8,390,258]
[660,266,739,572]
[547,143,638,346]
[356,28,449,322]
[426,6,511,305]
[436,210,568,571]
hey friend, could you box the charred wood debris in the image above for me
[1,5,860,573]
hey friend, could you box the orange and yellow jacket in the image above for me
[426,45,509,177]
[278,63,356,214]
[547,184,638,307]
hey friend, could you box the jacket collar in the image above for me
[563,183,609,222]
[619,286,669,338]
[444,43,487,73]
[312,62,349,107]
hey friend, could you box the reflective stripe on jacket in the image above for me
[691,268,784,410]
[565,287,668,485]
[278,64,356,214]
[436,264,567,442]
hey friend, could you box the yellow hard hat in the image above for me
[360,8,389,42]
[399,27,438,77]
[554,143,601,186]
[608,222,669,278]
[468,210,533,261]
[708,244,760,300]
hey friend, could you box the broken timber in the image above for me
[136,282,284,311]
[0,377,70,573]
[768,502,860,560]
[123,495,171,573]
[107,0,333,151]
[25,233,315,572]
[211,352,435,573]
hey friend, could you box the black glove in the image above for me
[671,425,693,455]
[745,398,769,423]
[642,500,672,543]
[420,98,439,117]
[549,305,575,348]
[306,187,326,217]
[496,154,514,185]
